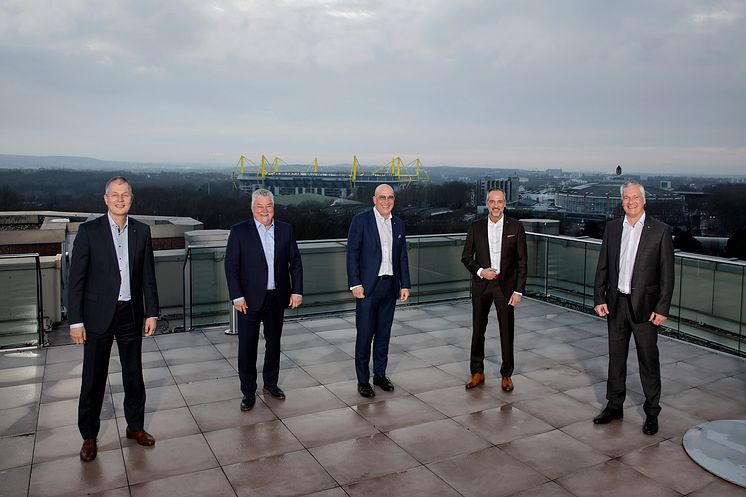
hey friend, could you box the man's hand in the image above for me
[233,298,248,314]
[482,268,499,280]
[508,292,522,307]
[351,286,365,299]
[289,294,303,309]
[649,312,667,327]
[70,326,86,345]
[400,288,410,302]
[144,317,158,337]
[594,304,609,317]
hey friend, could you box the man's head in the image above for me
[373,184,395,218]
[104,176,133,218]
[486,188,506,221]
[251,188,275,227]
[620,181,646,222]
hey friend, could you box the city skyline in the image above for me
[1,1,744,175]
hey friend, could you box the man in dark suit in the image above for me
[461,188,527,392]
[593,180,674,436]
[347,184,411,398]
[224,188,303,411]
[68,176,160,462]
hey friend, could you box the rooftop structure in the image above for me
[555,183,685,217]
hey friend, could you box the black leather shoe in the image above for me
[373,376,394,392]
[358,383,375,398]
[643,416,659,435]
[240,395,256,411]
[80,438,97,462]
[263,386,286,400]
[593,406,623,424]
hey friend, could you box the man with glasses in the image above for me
[347,184,411,398]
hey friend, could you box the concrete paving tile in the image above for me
[310,433,419,485]
[130,467,237,497]
[354,395,446,432]
[204,419,303,465]
[283,406,378,448]
[453,405,554,445]
[224,449,337,497]
[122,433,218,485]
[387,418,491,464]
[28,449,127,497]
[555,459,679,497]
[345,465,462,497]
[427,446,547,497]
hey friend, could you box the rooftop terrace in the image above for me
[1,299,745,497]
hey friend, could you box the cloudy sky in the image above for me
[1,0,744,174]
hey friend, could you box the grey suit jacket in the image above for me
[593,214,675,323]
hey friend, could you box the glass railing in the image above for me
[179,234,472,329]
[178,232,745,356]
[524,234,745,356]
[0,254,44,349]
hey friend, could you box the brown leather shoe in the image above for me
[126,426,155,446]
[465,372,485,390]
[501,376,514,392]
[80,438,97,462]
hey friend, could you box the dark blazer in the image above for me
[461,215,528,296]
[346,209,411,297]
[593,215,675,323]
[68,215,159,333]
[224,219,303,311]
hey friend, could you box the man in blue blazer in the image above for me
[593,181,674,436]
[68,176,160,462]
[347,184,411,398]
[225,189,303,411]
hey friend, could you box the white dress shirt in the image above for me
[618,212,645,295]
[373,207,394,277]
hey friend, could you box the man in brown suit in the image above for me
[461,188,527,392]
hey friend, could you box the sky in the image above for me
[1,0,745,175]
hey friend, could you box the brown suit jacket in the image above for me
[461,215,527,297]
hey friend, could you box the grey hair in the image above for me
[105,176,133,197]
[251,188,274,206]
[620,181,645,199]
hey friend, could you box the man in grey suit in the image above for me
[592,180,674,436]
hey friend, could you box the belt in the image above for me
[378,275,393,280]
[617,292,631,298]
[117,300,131,306]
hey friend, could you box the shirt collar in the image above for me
[487,215,504,227]
[373,207,391,223]
[623,212,646,228]
[107,212,128,232]
[254,218,274,231]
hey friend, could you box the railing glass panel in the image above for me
[0,254,43,349]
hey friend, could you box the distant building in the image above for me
[555,183,684,218]
[476,177,519,213]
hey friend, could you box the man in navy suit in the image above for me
[68,176,160,462]
[225,188,303,411]
[347,184,411,398]
[593,181,674,435]
[461,188,527,392]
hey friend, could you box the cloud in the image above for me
[0,0,744,174]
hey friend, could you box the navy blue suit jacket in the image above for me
[346,208,411,297]
[68,214,159,334]
[224,219,303,311]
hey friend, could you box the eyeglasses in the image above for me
[376,195,395,201]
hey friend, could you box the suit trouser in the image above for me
[471,280,514,377]
[606,293,662,417]
[355,277,396,383]
[79,301,145,439]
[237,290,284,396]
